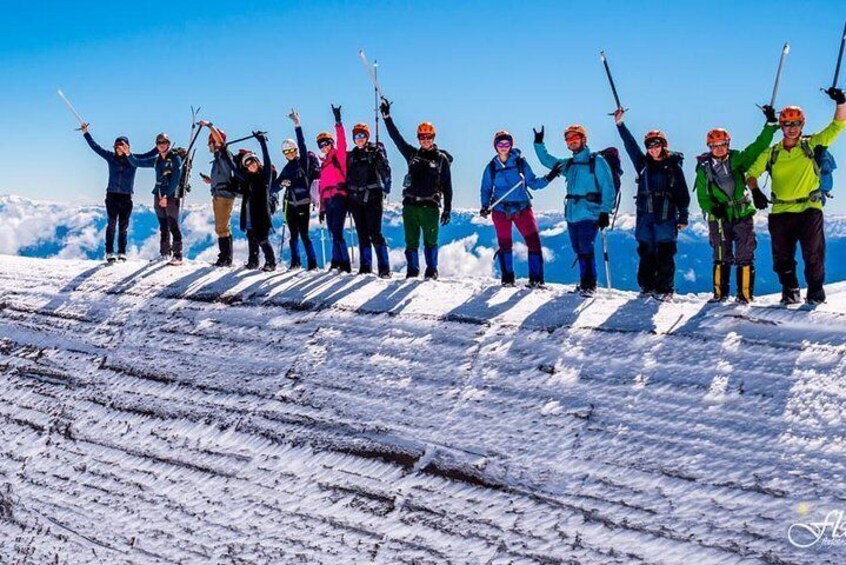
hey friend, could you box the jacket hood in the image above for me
[489,148,523,168]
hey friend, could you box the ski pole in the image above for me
[716,217,725,299]
[770,42,790,108]
[600,229,612,290]
[489,176,526,210]
[279,197,288,265]
[359,49,384,100]
[347,213,356,264]
[374,60,380,144]
[830,21,846,88]
[599,51,624,111]
[224,132,267,148]
[320,225,327,267]
[57,89,87,129]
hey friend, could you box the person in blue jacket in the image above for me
[480,130,559,287]
[271,109,321,271]
[534,124,616,296]
[129,133,184,265]
[80,123,156,262]
[613,108,690,300]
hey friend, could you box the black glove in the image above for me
[825,87,846,105]
[751,188,770,210]
[252,130,268,142]
[331,105,342,124]
[480,207,491,218]
[545,160,564,181]
[710,203,727,220]
[761,104,778,124]
[319,211,326,223]
[440,210,451,226]
[597,212,610,229]
[533,126,544,144]
[379,98,392,118]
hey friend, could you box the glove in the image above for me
[761,104,778,124]
[479,207,491,218]
[379,98,392,118]
[440,210,451,226]
[751,188,769,210]
[545,160,564,181]
[252,130,268,142]
[319,211,326,223]
[825,87,846,105]
[533,126,544,144]
[597,212,610,229]
[710,203,727,220]
[331,105,342,124]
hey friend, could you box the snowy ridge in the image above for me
[1,256,845,563]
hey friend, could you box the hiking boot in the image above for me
[806,287,826,305]
[169,256,184,267]
[579,287,596,298]
[501,272,516,287]
[780,287,801,305]
[261,262,276,272]
[652,291,674,302]
[708,295,728,304]
[306,259,318,271]
[424,267,438,281]
[378,270,392,280]
[105,253,117,264]
[527,280,547,289]
[117,254,127,262]
[289,260,302,270]
[245,261,260,270]
[406,268,420,279]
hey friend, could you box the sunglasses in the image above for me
[353,132,368,141]
[646,140,664,149]
[282,148,298,156]
[781,120,803,128]
[156,140,170,146]
[417,134,435,141]
[708,142,729,149]
[318,140,334,148]
[495,141,512,149]
[565,135,582,142]
[244,158,259,166]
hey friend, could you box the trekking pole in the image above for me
[374,60,380,144]
[359,49,385,101]
[600,229,612,290]
[489,176,527,210]
[599,51,626,114]
[716,217,725,299]
[57,89,87,130]
[827,21,846,89]
[320,225,327,267]
[770,42,790,107]
[348,213,356,263]
[279,197,288,265]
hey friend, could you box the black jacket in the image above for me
[272,126,320,208]
[346,141,391,204]
[227,136,274,236]
[384,116,453,211]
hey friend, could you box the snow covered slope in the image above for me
[1,256,845,563]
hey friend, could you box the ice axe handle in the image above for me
[600,51,623,110]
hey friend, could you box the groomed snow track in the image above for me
[1,255,845,564]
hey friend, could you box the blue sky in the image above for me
[1,0,844,214]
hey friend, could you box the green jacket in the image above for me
[695,123,778,222]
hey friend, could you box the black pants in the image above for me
[247,229,275,266]
[285,203,312,247]
[637,240,677,294]
[105,193,133,255]
[768,209,825,292]
[349,195,386,248]
[154,195,183,258]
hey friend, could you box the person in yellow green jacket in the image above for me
[695,106,779,303]
[746,87,846,305]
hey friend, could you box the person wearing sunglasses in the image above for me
[80,123,157,263]
[223,131,276,271]
[198,120,238,268]
[613,108,690,300]
[745,87,846,305]
[346,122,393,277]
[694,106,778,304]
[380,98,453,280]
[271,109,321,271]
[314,105,351,273]
[534,124,616,296]
[479,130,558,287]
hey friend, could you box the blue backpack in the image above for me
[767,137,837,204]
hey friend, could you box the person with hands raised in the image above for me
[315,105,351,273]
[198,119,239,267]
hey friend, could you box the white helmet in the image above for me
[281,138,298,153]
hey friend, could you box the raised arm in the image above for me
[533,141,564,170]
[257,134,272,186]
[83,132,113,161]
[736,122,778,171]
[335,122,347,177]
[127,153,157,168]
[616,121,645,171]
[380,99,415,161]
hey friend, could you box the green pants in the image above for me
[403,204,440,250]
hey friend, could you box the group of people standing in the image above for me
[79,85,845,305]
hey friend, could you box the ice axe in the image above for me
[359,49,383,144]
[57,89,87,130]
[769,42,790,108]
[224,132,268,148]
[822,21,846,93]
[599,51,627,114]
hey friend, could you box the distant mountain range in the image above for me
[3,193,846,294]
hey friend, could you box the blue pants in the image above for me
[568,220,598,289]
[636,212,678,293]
[324,195,350,268]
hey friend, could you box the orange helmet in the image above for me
[316,132,334,145]
[352,123,370,139]
[779,106,805,124]
[644,129,668,148]
[208,129,226,145]
[706,128,731,146]
[564,124,587,142]
[493,130,513,146]
[417,122,436,137]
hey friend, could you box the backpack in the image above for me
[766,136,837,204]
[563,148,624,213]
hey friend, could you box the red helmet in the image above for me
[706,128,731,146]
[644,129,668,148]
[493,130,513,146]
[779,106,805,124]
[352,123,370,139]
[417,122,436,137]
[564,124,587,142]
[316,132,334,145]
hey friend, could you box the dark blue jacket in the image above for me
[617,122,690,225]
[129,150,183,198]
[272,126,320,208]
[84,133,156,195]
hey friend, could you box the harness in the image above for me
[404,149,446,204]
[637,156,679,220]
[563,154,603,203]
[698,155,751,213]
[486,157,529,207]
[349,146,387,203]
[766,137,826,204]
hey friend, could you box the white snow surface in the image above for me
[1,255,846,564]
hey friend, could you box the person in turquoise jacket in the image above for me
[534,124,616,295]
[479,130,559,286]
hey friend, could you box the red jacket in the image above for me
[318,123,347,205]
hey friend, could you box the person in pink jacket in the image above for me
[315,105,351,272]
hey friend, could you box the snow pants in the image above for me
[768,209,825,293]
[492,208,543,283]
[154,195,183,258]
[350,195,388,273]
[105,192,133,255]
[285,203,316,267]
[568,219,599,290]
[323,194,351,270]
[636,212,678,294]
[212,196,235,238]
